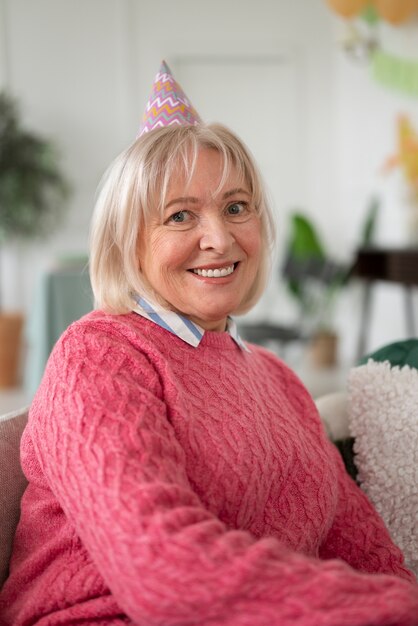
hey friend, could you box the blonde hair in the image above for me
[89,123,276,315]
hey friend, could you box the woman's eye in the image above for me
[227,202,247,216]
[168,210,190,224]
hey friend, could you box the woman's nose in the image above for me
[199,216,235,253]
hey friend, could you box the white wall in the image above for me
[333,17,418,357]
[0,0,416,365]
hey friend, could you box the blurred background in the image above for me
[1,0,418,409]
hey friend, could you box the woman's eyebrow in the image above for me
[165,188,250,210]
[222,188,251,199]
[165,196,199,209]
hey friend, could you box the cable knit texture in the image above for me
[0,311,417,626]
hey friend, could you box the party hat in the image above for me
[138,60,202,136]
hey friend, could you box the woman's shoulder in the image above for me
[46,310,169,379]
[34,312,169,412]
[58,310,158,350]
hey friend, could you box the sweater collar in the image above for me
[132,295,250,352]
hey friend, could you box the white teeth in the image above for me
[193,265,235,277]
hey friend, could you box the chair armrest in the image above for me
[315,391,349,441]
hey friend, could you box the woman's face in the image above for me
[138,148,262,331]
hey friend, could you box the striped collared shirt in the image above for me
[132,295,250,352]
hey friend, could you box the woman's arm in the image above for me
[319,439,416,583]
[276,357,416,584]
[30,323,418,626]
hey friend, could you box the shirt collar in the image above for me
[132,295,250,352]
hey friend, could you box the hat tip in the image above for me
[160,59,171,74]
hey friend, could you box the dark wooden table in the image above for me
[353,247,418,359]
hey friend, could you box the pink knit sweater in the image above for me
[1,311,417,626]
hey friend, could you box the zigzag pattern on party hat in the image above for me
[138,60,202,136]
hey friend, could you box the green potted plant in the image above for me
[284,198,379,366]
[0,92,69,388]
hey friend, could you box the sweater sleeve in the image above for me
[262,350,416,583]
[29,324,418,626]
[319,438,416,584]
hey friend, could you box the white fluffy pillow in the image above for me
[348,361,418,576]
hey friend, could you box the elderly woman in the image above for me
[1,64,417,626]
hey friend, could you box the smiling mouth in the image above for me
[191,263,237,278]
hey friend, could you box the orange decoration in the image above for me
[326,0,368,18]
[369,0,417,24]
[384,115,418,192]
